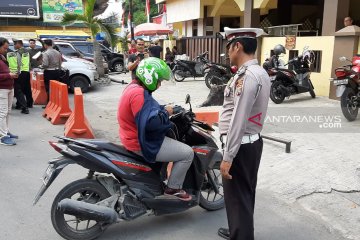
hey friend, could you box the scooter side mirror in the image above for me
[339,56,347,62]
[185,94,192,112]
[185,94,191,104]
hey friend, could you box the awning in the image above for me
[36,30,90,40]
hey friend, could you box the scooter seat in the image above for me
[179,60,197,66]
[82,139,145,162]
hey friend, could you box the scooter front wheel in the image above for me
[308,80,316,98]
[341,87,359,121]
[51,179,112,240]
[199,168,225,211]
[173,69,186,82]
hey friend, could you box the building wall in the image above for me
[166,0,201,24]
[261,36,335,97]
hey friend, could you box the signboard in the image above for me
[0,32,37,39]
[42,0,84,23]
[285,35,296,50]
[0,0,40,18]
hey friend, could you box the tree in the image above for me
[124,0,158,26]
[61,0,116,77]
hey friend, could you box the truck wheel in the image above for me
[70,75,89,93]
[112,62,124,72]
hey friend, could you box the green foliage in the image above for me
[124,0,158,25]
[134,11,147,25]
[62,0,116,43]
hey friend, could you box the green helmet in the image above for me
[136,57,172,91]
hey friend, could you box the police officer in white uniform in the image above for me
[218,28,271,240]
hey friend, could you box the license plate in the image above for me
[333,79,348,85]
[41,165,55,185]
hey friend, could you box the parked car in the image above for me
[61,55,99,93]
[54,40,109,73]
[69,41,125,72]
[8,39,108,74]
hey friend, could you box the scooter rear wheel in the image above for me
[51,179,111,240]
[173,69,186,82]
[308,80,316,98]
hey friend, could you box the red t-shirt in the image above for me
[128,48,137,54]
[117,81,145,151]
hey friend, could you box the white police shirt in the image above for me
[219,59,271,163]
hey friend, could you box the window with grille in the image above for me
[312,51,322,73]
[288,50,322,73]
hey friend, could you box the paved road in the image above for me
[0,75,352,240]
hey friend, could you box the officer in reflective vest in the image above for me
[217,28,271,240]
[12,39,32,114]
[7,52,18,74]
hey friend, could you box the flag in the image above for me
[163,3,166,13]
[162,4,167,26]
[145,0,150,23]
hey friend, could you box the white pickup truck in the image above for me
[62,55,99,93]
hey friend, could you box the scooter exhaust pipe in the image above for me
[57,199,118,223]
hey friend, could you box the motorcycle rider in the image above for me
[117,57,194,201]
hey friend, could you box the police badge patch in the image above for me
[235,78,244,95]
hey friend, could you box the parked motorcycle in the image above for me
[332,56,360,121]
[172,51,210,82]
[204,53,233,89]
[265,46,316,104]
[33,95,224,240]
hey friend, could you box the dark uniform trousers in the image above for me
[223,138,263,240]
[44,69,60,102]
[15,71,32,108]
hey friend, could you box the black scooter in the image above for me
[204,53,233,89]
[172,51,210,82]
[33,95,224,240]
[265,47,316,104]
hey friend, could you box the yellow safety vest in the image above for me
[6,52,18,73]
[20,52,30,72]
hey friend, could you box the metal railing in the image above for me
[266,24,303,37]
[176,36,226,64]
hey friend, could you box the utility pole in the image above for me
[129,0,134,40]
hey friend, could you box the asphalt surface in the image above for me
[0,77,349,240]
